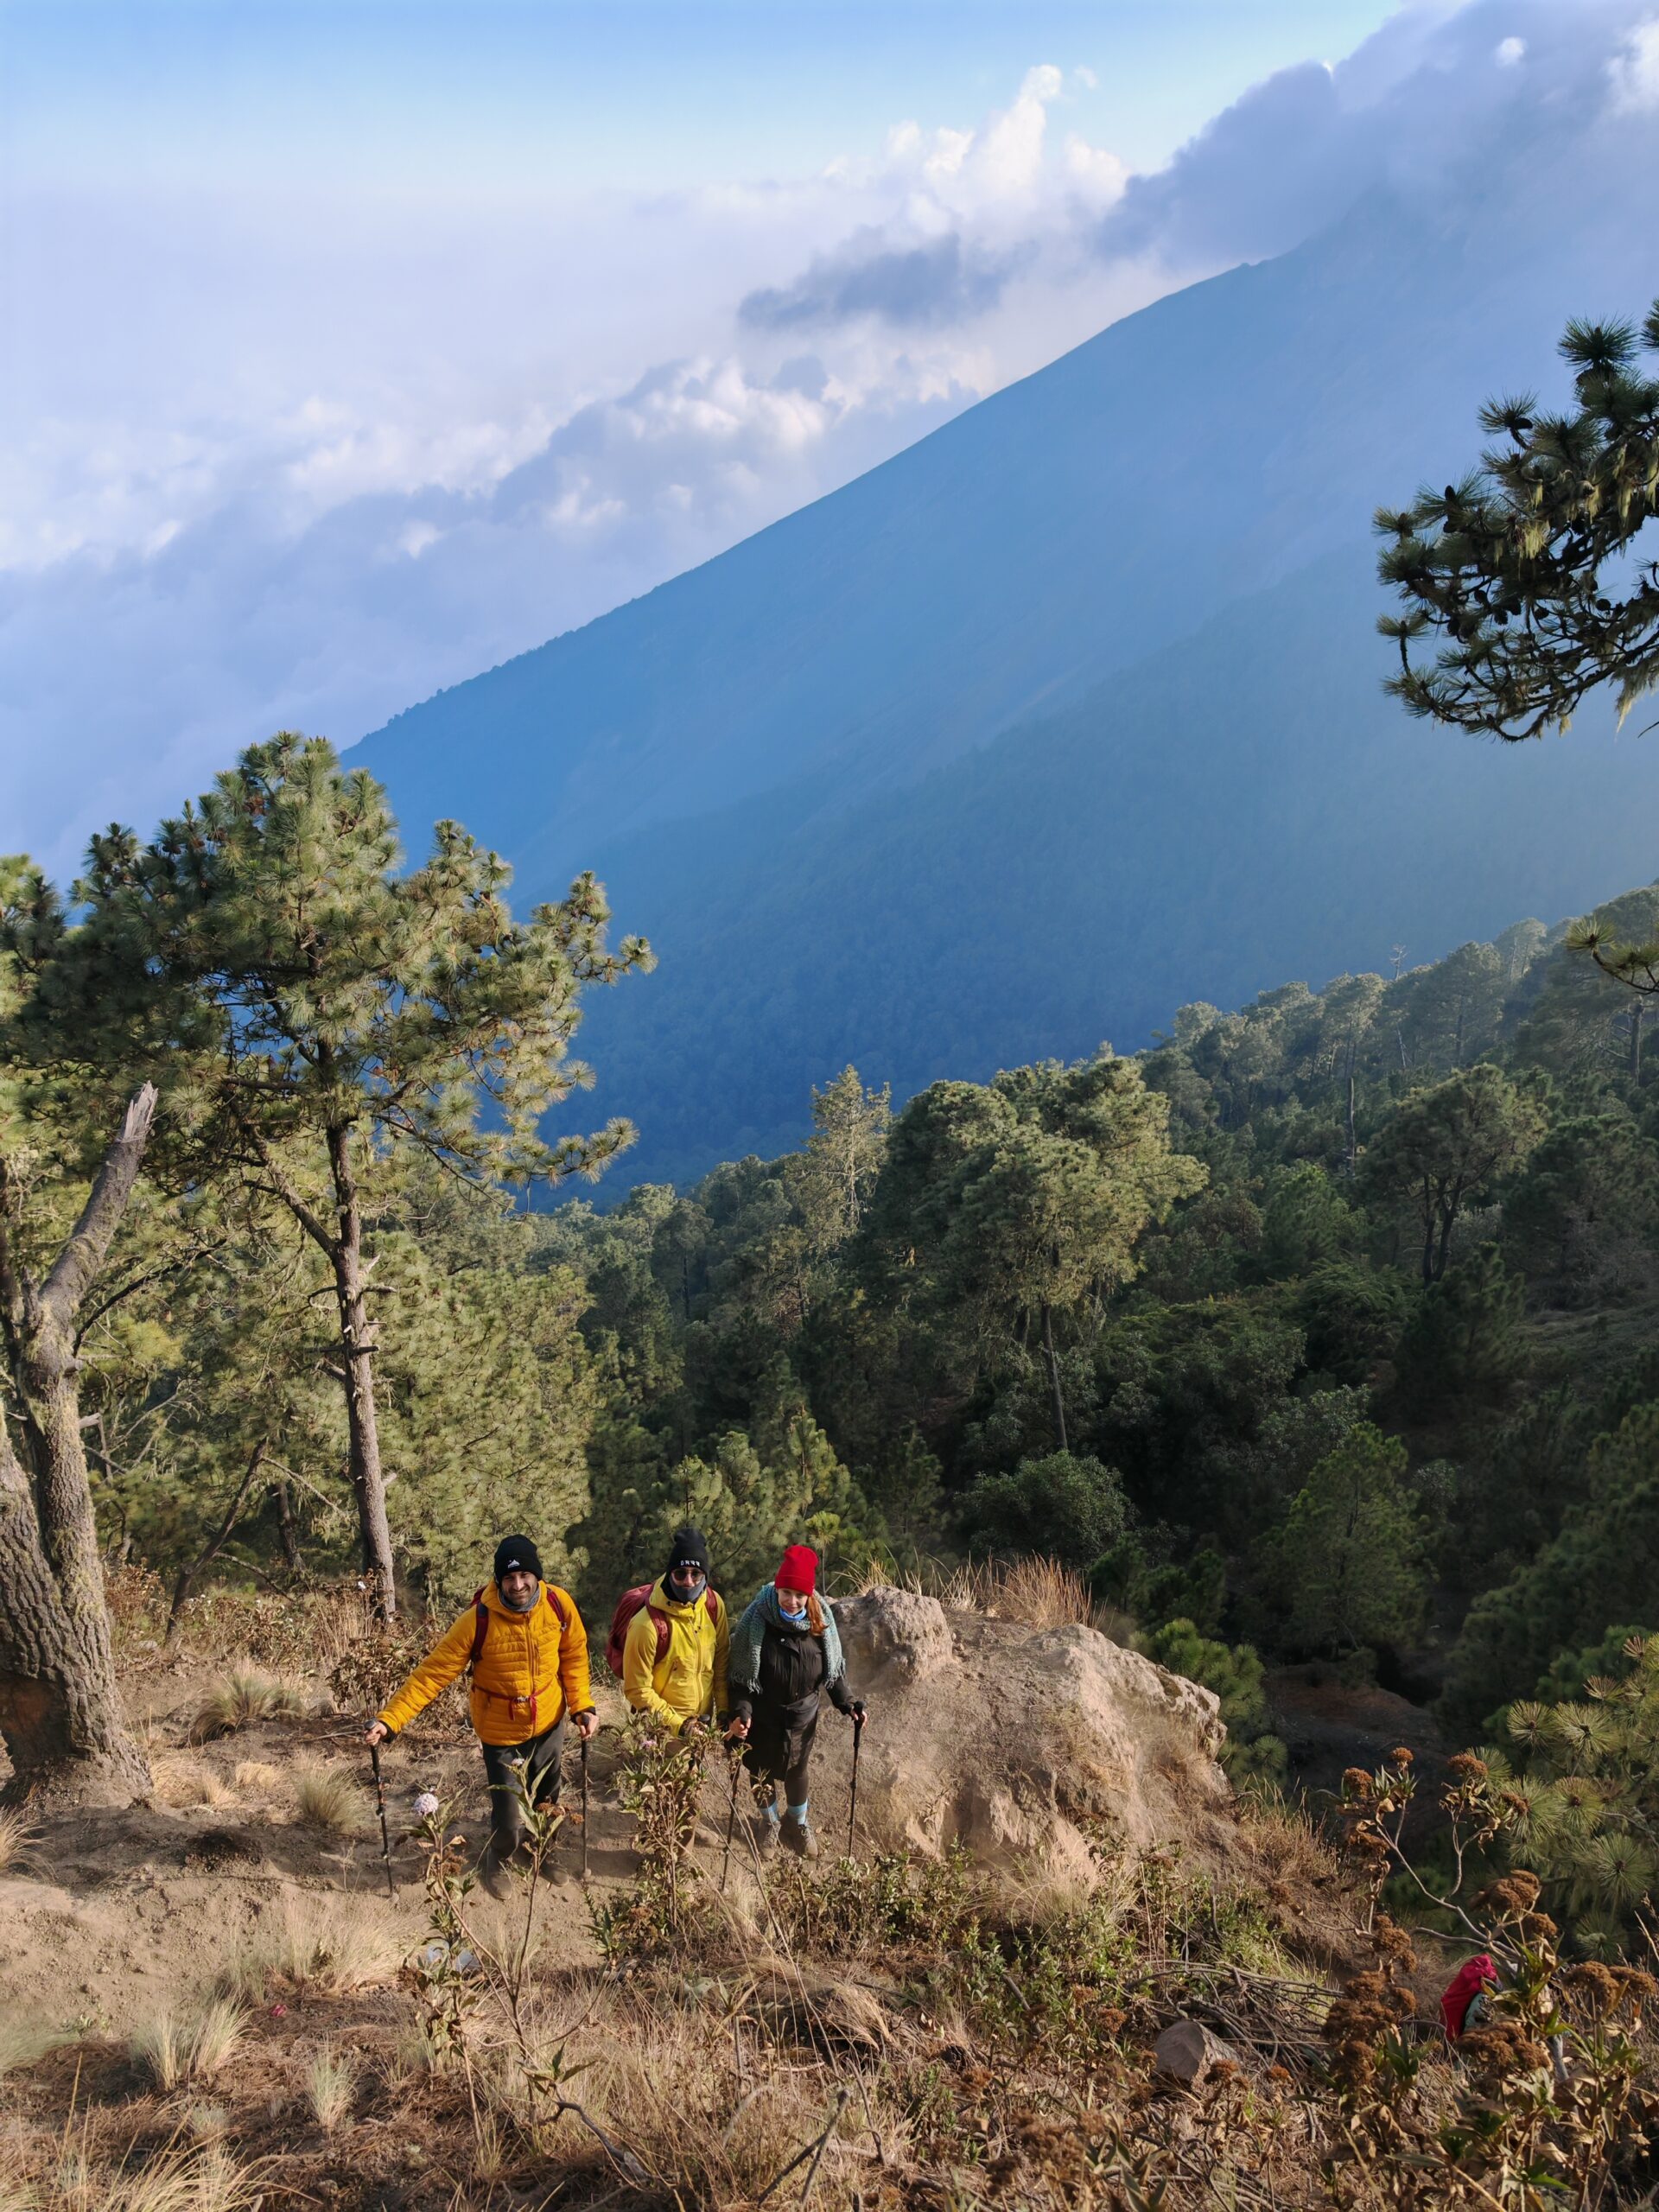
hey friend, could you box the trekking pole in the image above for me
[720,1743,742,1894]
[370,1738,397,1901]
[847,1708,865,1860]
[580,1729,591,1885]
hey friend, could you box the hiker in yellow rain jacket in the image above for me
[621,1524,729,1733]
[365,1535,596,1888]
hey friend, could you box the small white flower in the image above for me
[413,1790,440,1819]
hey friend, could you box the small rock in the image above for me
[1154,2018,1236,2088]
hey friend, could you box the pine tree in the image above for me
[1271,1425,1428,1660]
[865,1053,1205,1451]
[1360,1065,1546,1284]
[1378,303,1659,739]
[0,860,158,1802]
[790,1065,891,1255]
[35,735,650,1615]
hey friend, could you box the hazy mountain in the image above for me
[354,187,1659,1185]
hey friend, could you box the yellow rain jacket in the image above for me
[621,1577,729,1732]
[378,1580,593,1747]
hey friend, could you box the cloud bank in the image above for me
[5,2,1659,880]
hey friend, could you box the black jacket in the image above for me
[730,1621,855,1732]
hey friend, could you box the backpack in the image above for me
[467,1583,569,1673]
[607,1582,720,1680]
[1441,1955,1497,2041]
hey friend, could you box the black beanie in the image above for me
[665,1524,709,1579]
[493,1535,543,1584]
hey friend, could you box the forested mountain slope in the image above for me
[354,190,1659,1184]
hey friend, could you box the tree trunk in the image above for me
[1039,1300,1069,1455]
[270,1475,303,1572]
[1344,1067,1357,1180]
[1631,1001,1645,1082]
[0,1086,157,1806]
[326,1123,397,1618]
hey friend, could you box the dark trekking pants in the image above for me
[742,1709,817,1810]
[481,1716,566,1864]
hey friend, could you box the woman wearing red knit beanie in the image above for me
[725,1544,864,1859]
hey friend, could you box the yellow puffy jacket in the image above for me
[378,1581,594,1747]
[621,1577,729,1732]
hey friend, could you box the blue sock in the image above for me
[763,1802,780,1824]
[786,1801,809,1823]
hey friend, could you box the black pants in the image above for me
[480,1717,566,1861]
[743,1709,817,1809]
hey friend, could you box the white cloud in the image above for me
[1608,18,1659,109]
[1496,35,1528,65]
[7,0,1659,882]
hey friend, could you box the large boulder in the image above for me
[812,1590,1236,1884]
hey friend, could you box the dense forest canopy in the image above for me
[8,732,1659,1812]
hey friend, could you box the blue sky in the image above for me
[6,0,1650,878]
[9,3,1402,189]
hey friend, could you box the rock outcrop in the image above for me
[810,1589,1236,1885]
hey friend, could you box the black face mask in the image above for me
[668,1567,706,1601]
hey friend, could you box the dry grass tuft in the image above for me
[232,1760,279,1792]
[54,2143,257,2212]
[383,2024,445,2088]
[189,1668,308,1742]
[561,1987,848,2204]
[293,1763,367,1835]
[305,2049,356,2132]
[0,2021,69,2077]
[151,1757,237,1811]
[855,1551,1118,1634]
[236,1895,401,1997]
[129,1998,247,2091]
[0,1807,40,1875]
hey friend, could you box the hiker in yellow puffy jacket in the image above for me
[622,1524,729,1734]
[365,1534,596,1889]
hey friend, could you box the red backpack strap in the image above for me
[468,1589,489,1671]
[543,1585,569,1631]
[704,1587,721,1624]
[649,1605,671,1664]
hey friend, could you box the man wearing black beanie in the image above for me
[367,1534,597,1889]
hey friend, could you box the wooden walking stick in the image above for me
[847,1707,865,1859]
[720,1741,743,1893]
[370,1738,397,1900]
[580,1728,591,1884]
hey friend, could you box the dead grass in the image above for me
[151,1756,238,1811]
[865,1552,1114,1634]
[189,1668,309,1742]
[0,2020,70,2077]
[292,1763,367,1835]
[305,2048,356,2132]
[129,1998,248,2091]
[221,1895,401,2000]
[0,1807,40,1875]
[48,2143,258,2212]
[231,1760,279,1792]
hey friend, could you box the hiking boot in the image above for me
[753,1811,781,1854]
[779,1813,819,1862]
[478,1853,511,1900]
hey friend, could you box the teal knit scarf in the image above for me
[728,1582,844,1700]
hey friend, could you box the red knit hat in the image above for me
[775,1544,818,1595]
